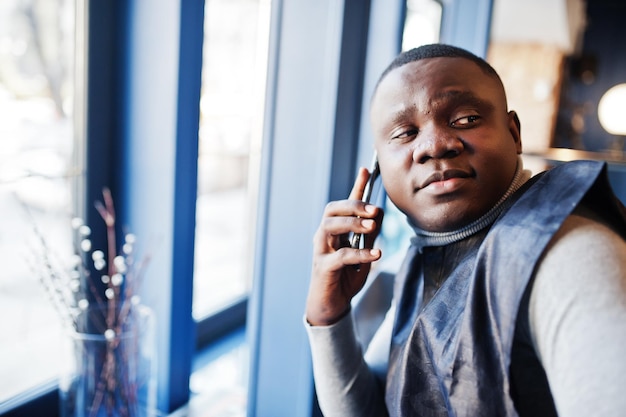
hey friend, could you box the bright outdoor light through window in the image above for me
[0,0,78,404]
[402,0,442,51]
[193,0,271,318]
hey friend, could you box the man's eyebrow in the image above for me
[432,90,495,112]
[388,105,417,125]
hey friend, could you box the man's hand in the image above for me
[306,167,384,326]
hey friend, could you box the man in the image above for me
[305,44,626,417]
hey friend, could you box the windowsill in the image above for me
[169,326,248,417]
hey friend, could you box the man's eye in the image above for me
[451,115,480,127]
[391,128,418,140]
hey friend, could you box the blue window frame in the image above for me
[246,0,494,416]
[2,0,204,414]
[1,0,494,415]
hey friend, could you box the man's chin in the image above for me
[408,210,483,233]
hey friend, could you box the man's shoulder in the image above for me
[506,159,619,223]
[527,159,606,190]
[537,159,605,175]
[543,207,625,260]
[496,160,606,229]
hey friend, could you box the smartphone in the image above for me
[350,152,380,249]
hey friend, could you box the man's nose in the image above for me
[412,127,464,164]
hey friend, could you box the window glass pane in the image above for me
[402,0,442,51]
[193,0,271,318]
[0,0,78,403]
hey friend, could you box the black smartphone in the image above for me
[350,152,380,249]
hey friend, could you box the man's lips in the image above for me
[419,169,473,189]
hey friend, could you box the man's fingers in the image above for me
[315,247,382,273]
[313,216,378,251]
[363,209,385,249]
[323,199,379,219]
[312,166,381,256]
[348,167,370,201]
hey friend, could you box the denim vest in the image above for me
[385,160,626,417]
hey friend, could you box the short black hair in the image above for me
[375,43,502,93]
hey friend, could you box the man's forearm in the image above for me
[305,312,388,417]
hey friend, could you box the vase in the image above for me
[59,304,157,417]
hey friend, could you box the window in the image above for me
[0,1,500,415]
[402,0,442,51]
[193,0,271,319]
[0,0,79,407]
[188,0,271,412]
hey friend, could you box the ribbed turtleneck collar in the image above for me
[410,157,532,251]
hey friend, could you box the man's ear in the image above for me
[508,110,522,154]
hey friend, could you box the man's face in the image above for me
[371,57,522,232]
